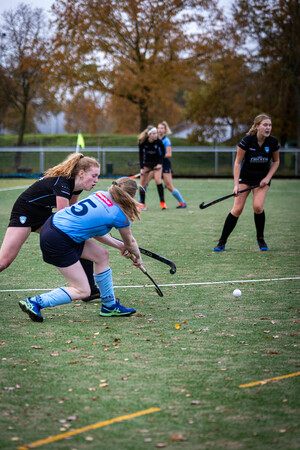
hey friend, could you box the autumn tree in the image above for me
[185,51,255,143]
[63,90,107,134]
[50,0,222,131]
[0,3,56,155]
[231,0,300,146]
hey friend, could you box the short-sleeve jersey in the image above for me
[162,136,171,149]
[52,190,130,242]
[139,138,165,168]
[19,176,82,209]
[238,134,280,181]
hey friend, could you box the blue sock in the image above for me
[32,288,72,309]
[94,268,116,307]
[172,189,185,203]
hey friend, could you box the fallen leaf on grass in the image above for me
[31,346,44,350]
[156,444,167,448]
[175,324,180,329]
[191,400,201,405]
[50,352,59,357]
[171,433,187,442]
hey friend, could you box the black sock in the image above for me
[254,211,265,240]
[219,213,239,243]
[139,186,145,204]
[80,258,98,294]
[157,183,164,202]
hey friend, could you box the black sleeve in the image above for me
[52,177,74,199]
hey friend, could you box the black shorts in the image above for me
[9,197,52,231]
[40,217,84,268]
[162,159,172,174]
[239,177,271,187]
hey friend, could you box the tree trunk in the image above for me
[139,98,149,131]
[14,103,27,169]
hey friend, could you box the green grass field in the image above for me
[0,178,299,450]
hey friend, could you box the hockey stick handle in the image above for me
[199,185,260,209]
[111,235,176,274]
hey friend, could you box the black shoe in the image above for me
[82,288,100,302]
[257,238,268,251]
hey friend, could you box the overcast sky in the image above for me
[0,0,233,17]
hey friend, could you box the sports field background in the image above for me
[0,178,299,449]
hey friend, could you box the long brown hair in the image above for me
[247,114,271,135]
[108,177,140,222]
[44,153,100,178]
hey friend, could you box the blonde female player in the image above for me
[214,114,280,252]
[157,121,187,208]
[18,177,142,322]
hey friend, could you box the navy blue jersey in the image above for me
[139,138,165,168]
[19,176,82,209]
[239,135,279,181]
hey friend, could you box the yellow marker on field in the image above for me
[18,407,161,449]
[239,371,300,388]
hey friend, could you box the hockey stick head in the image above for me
[199,202,205,209]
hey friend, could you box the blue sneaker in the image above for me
[99,299,136,317]
[19,298,44,322]
[214,242,226,252]
[257,239,268,251]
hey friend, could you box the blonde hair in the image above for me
[44,153,100,178]
[138,125,155,144]
[108,177,140,222]
[158,121,172,135]
[247,114,271,135]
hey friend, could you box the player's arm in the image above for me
[233,147,246,194]
[118,226,143,267]
[56,196,70,211]
[260,150,280,187]
[69,194,80,206]
[164,145,172,158]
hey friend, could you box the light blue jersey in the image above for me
[53,191,130,243]
[162,136,171,148]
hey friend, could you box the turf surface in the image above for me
[0,178,299,449]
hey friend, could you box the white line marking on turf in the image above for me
[0,185,31,191]
[1,276,299,293]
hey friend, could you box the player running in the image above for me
[18,177,143,322]
[0,153,100,300]
[214,114,280,252]
[138,125,167,210]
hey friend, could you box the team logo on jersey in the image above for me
[19,216,27,224]
[265,147,270,153]
[95,192,113,207]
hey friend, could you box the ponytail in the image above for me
[44,153,100,178]
[109,177,140,222]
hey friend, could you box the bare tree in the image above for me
[0,2,56,163]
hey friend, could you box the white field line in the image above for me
[1,276,299,293]
[0,185,31,192]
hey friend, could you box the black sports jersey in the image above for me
[239,134,279,181]
[139,138,165,168]
[19,176,82,209]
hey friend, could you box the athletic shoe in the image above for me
[138,203,147,211]
[160,201,167,210]
[82,288,100,302]
[99,299,136,317]
[257,238,268,251]
[19,298,44,322]
[176,202,187,209]
[214,242,226,252]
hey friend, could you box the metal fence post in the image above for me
[214,145,218,175]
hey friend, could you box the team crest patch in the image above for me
[265,147,270,153]
[19,216,27,224]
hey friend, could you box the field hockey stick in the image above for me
[199,185,260,210]
[130,256,163,297]
[129,173,141,179]
[111,235,176,274]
